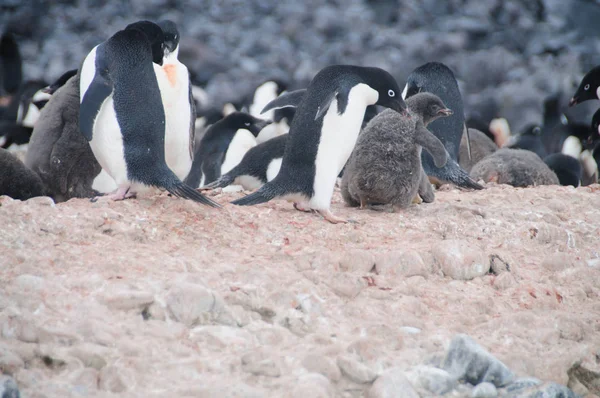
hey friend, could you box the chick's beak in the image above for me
[438,108,453,116]
[569,97,578,107]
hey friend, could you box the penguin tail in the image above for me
[202,173,235,190]
[231,182,283,206]
[164,179,222,208]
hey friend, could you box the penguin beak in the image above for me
[255,119,272,131]
[569,97,578,107]
[390,99,410,118]
[438,108,453,116]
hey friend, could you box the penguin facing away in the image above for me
[201,133,288,191]
[341,92,451,211]
[0,147,46,200]
[402,62,483,190]
[185,111,271,188]
[232,64,408,224]
[78,22,219,206]
[569,65,600,106]
[543,153,582,187]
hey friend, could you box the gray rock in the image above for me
[166,282,237,327]
[472,382,498,398]
[291,373,333,398]
[368,367,419,398]
[98,365,129,393]
[0,375,20,398]
[241,350,281,378]
[432,241,490,280]
[303,354,342,382]
[524,383,579,398]
[505,377,542,393]
[337,355,378,384]
[442,334,515,387]
[405,365,456,395]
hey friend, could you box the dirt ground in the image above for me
[1,183,599,397]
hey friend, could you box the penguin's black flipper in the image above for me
[79,48,113,142]
[231,182,285,206]
[315,90,339,120]
[165,181,221,208]
[202,172,235,190]
[425,157,484,190]
[261,89,307,114]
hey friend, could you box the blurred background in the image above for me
[2,0,600,133]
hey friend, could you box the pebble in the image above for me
[368,367,419,398]
[190,325,253,350]
[69,368,99,394]
[432,240,490,280]
[375,250,430,278]
[405,365,456,395]
[303,354,342,382]
[337,355,378,384]
[67,343,110,370]
[166,282,237,327]
[100,286,154,311]
[493,272,516,290]
[472,382,498,398]
[98,365,129,393]
[241,350,281,377]
[0,346,24,374]
[291,373,333,398]
[325,274,367,299]
[339,249,375,273]
[0,375,20,398]
[442,334,514,387]
[541,253,576,272]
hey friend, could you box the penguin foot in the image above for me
[359,198,367,209]
[412,194,423,204]
[317,209,348,224]
[293,202,312,212]
[92,187,135,202]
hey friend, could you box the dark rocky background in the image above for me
[2,0,600,133]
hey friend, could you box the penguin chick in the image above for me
[543,153,582,187]
[341,92,451,212]
[459,128,498,173]
[0,147,46,200]
[470,148,559,187]
[505,125,547,159]
[186,112,271,188]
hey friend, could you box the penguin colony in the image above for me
[1,21,600,224]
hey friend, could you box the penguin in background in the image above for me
[78,21,219,206]
[0,147,46,200]
[0,31,22,100]
[401,62,483,190]
[201,133,288,192]
[569,65,600,107]
[185,112,271,188]
[543,153,582,187]
[30,68,78,110]
[505,124,547,159]
[231,64,408,224]
[248,79,294,143]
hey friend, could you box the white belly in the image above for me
[266,157,282,181]
[154,60,193,181]
[221,129,257,175]
[88,97,129,187]
[309,83,379,210]
[92,169,118,193]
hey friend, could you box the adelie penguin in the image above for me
[569,65,600,106]
[231,64,408,224]
[401,62,483,190]
[341,92,451,212]
[248,79,294,143]
[78,21,219,206]
[185,112,271,188]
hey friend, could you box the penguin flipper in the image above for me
[315,90,338,120]
[79,65,113,142]
[415,124,448,168]
[424,157,484,190]
[165,181,221,208]
[261,89,307,114]
[202,172,235,190]
[231,182,283,206]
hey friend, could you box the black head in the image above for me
[360,66,408,116]
[125,20,164,65]
[41,68,78,95]
[405,92,453,126]
[404,62,456,98]
[570,66,600,107]
[521,125,542,137]
[222,112,271,137]
[156,20,180,57]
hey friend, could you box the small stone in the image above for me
[69,368,98,394]
[144,302,166,321]
[241,350,281,377]
[166,282,236,327]
[291,373,333,398]
[534,382,578,398]
[0,375,20,398]
[399,326,421,335]
[14,274,45,292]
[101,287,154,311]
[568,359,600,395]
[98,365,129,393]
[405,365,456,395]
[432,241,490,280]
[337,355,377,384]
[37,324,81,345]
[339,249,375,273]
[368,367,419,398]
[190,325,252,350]
[504,377,542,393]
[489,254,512,275]
[493,272,516,290]
[326,273,367,298]
[542,253,576,272]
[375,250,430,278]
[472,382,498,398]
[303,355,342,382]
[442,334,514,387]
[68,343,110,370]
[0,347,24,374]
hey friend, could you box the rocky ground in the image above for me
[1,183,599,397]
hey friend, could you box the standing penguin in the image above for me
[341,93,451,211]
[402,62,483,190]
[185,112,270,188]
[78,22,219,206]
[248,79,293,143]
[231,65,408,224]
[569,65,600,106]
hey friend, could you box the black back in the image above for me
[187,112,267,186]
[543,153,582,187]
[405,62,465,161]
[509,125,547,159]
[0,32,22,96]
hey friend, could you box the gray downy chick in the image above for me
[470,148,559,187]
[459,128,498,173]
[0,147,46,200]
[341,92,451,212]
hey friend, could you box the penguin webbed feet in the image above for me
[90,187,135,202]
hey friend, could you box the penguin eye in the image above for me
[585,84,590,91]
[388,89,395,97]
[244,122,251,126]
